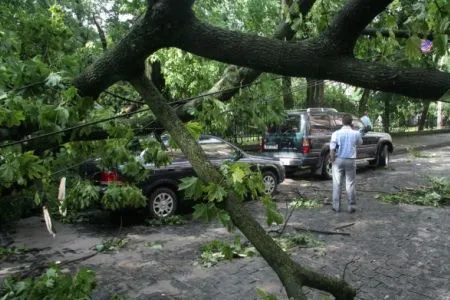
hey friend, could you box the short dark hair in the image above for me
[342,114,353,126]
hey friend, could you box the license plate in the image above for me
[280,158,291,165]
[264,144,278,150]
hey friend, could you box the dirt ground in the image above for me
[1,147,450,300]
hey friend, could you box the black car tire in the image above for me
[149,187,178,219]
[378,145,390,167]
[321,153,333,180]
[262,171,277,195]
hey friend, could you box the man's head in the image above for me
[342,114,353,126]
[364,111,369,116]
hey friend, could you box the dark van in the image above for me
[260,108,393,178]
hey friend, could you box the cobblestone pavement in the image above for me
[1,146,450,300]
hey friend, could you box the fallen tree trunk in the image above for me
[130,63,356,300]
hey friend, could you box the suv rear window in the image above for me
[309,114,332,135]
[267,114,302,134]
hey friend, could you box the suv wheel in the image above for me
[149,187,178,218]
[378,145,390,167]
[321,153,333,179]
[262,171,277,195]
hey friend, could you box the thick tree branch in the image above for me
[72,0,194,98]
[73,0,450,102]
[92,14,108,51]
[130,63,356,300]
[176,0,316,120]
[175,16,450,99]
[323,0,393,53]
[361,28,450,43]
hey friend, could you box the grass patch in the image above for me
[407,147,433,158]
[376,177,450,207]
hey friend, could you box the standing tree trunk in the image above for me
[306,79,324,108]
[418,101,431,131]
[437,101,443,129]
[383,95,390,133]
[282,76,294,109]
[358,89,370,116]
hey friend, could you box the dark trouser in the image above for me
[332,157,356,212]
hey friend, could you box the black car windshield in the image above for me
[199,137,240,159]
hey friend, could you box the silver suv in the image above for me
[261,108,393,178]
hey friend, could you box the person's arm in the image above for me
[356,131,363,145]
[330,132,337,162]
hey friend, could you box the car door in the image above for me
[308,113,333,160]
[351,117,378,158]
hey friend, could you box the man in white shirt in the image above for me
[330,114,363,213]
[360,111,372,131]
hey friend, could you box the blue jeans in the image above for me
[332,158,356,212]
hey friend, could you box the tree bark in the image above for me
[92,14,108,51]
[383,95,390,133]
[437,101,443,129]
[418,101,431,131]
[282,76,295,109]
[358,89,371,116]
[130,64,356,300]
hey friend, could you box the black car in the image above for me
[82,135,285,218]
[261,108,393,178]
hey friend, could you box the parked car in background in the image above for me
[261,108,394,178]
[81,135,285,218]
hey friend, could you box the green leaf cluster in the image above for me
[0,247,29,260]
[0,266,96,300]
[95,237,128,253]
[146,215,185,227]
[199,236,256,267]
[376,177,450,207]
[65,180,101,210]
[0,152,48,187]
[275,233,324,251]
[102,184,147,210]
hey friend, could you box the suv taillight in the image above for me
[260,137,265,152]
[302,138,310,153]
[100,170,121,184]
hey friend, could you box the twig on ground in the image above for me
[342,256,360,280]
[18,252,98,279]
[293,226,350,236]
[334,223,355,230]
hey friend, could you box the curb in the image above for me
[389,128,450,137]
[393,141,450,156]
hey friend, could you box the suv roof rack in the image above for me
[285,108,338,114]
[306,108,338,113]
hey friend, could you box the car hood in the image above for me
[366,131,392,141]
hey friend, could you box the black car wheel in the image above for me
[378,145,390,167]
[149,187,178,218]
[262,171,277,195]
[321,153,333,180]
